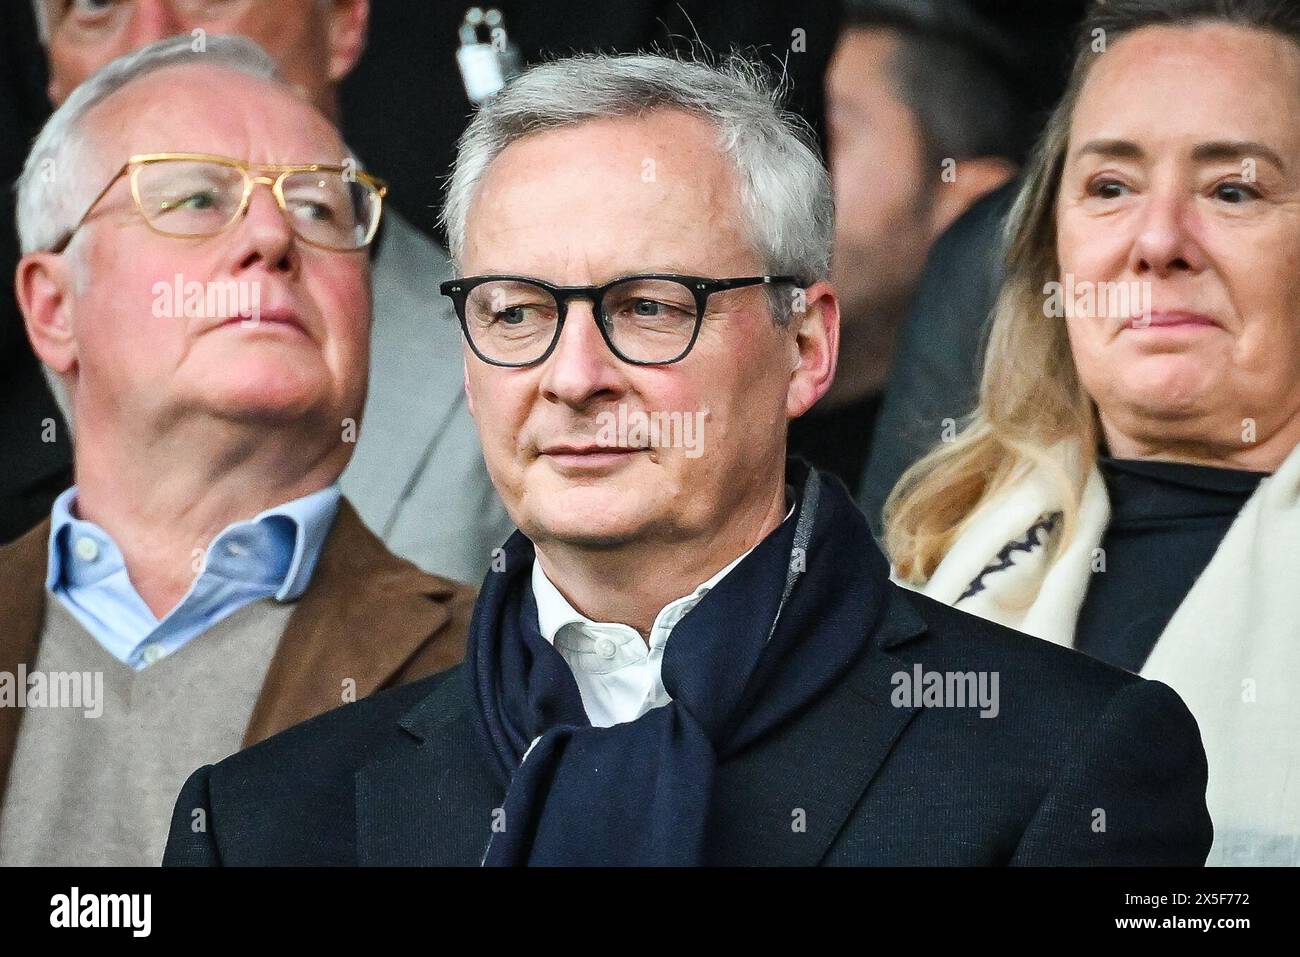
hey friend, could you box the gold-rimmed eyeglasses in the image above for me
[49,152,389,254]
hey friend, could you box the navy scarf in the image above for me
[467,462,891,865]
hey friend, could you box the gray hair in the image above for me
[31,1,48,44]
[441,53,834,324]
[16,34,283,255]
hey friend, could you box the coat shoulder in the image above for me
[820,585,1211,864]
[890,584,1146,702]
[875,584,1206,804]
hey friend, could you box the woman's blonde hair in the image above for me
[885,0,1300,584]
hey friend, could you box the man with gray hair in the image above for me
[26,0,513,584]
[0,35,475,866]
[167,52,1211,866]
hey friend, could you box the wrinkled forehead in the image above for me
[1071,23,1300,148]
[464,110,758,276]
[81,63,350,173]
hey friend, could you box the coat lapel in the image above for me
[0,520,51,803]
[707,585,928,866]
[243,499,462,746]
[356,666,503,865]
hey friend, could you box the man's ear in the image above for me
[928,156,1018,240]
[786,281,839,420]
[16,252,78,375]
[326,0,370,83]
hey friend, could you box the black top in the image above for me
[1074,457,1269,672]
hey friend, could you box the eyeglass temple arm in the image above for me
[49,163,132,253]
[711,275,808,291]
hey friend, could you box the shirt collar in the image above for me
[531,499,796,648]
[247,484,342,601]
[47,487,114,592]
[47,483,342,602]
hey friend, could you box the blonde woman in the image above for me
[887,0,1300,866]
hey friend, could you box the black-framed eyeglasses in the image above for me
[439,273,805,367]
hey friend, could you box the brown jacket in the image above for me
[0,498,477,806]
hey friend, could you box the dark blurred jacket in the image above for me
[1,0,73,544]
[858,180,1018,532]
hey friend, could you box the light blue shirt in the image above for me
[45,484,342,671]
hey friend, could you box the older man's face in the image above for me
[460,110,813,552]
[53,64,370,435]
[41,0,364,113]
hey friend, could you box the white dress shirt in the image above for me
[530,503,794,728]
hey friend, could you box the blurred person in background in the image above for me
[860,0,1091,532]
[791,0,1025,491]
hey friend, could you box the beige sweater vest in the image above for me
[0,598,292,866]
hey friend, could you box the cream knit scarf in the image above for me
[906,442,1300,865]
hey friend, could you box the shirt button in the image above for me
[141,645,167,665]
[74,536,100,562]
[595,638,617,659]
